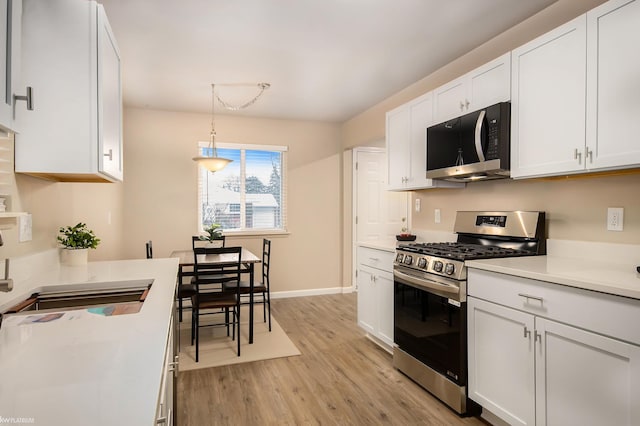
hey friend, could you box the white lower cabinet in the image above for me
[468,269,640,426]
[356,246,394,348]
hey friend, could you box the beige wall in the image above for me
[123,108,344,293]
[411,172,640,244]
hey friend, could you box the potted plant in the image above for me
[199,223,224,246]
[57,222,100,265]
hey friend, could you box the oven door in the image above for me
[394,269,466,385]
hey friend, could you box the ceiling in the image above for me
[99,0,556,123]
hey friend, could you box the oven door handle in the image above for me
[393,269,460,299]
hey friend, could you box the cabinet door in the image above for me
[433,76,467,124]
[468,297,535,426]
[468,52,511,112]
[586,0,640,171]
[406,92,432,189]
[536,318,640,426]
[386,104,410,190]
[0,0,21,132]
[511,16,587,179]
[356,265,376,335]
[376,270,394,347]
[97,4,123,181]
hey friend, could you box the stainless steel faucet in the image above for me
[0,258,13,292]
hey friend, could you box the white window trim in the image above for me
[197,142,288,235]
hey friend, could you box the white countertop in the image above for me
[466,255,640,300]
[0,256,179,426]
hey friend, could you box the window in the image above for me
[197,142,287,234]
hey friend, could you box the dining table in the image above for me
[170,247,262,344]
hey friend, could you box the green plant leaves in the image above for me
[57,222,100,249]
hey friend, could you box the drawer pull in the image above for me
[518,293,544,304]
[369,257,379,262]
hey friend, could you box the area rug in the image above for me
[178,305,301,371]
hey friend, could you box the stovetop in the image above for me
[398,242,533,261]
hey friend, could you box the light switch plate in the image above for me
[18,214,32,242]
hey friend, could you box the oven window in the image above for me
[394,281,465,385]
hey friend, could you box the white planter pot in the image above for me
[61,248,89,266]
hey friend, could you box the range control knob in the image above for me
[417,258,427,269]
[445,263,455,275]
[395,253,404,263]
[433,261,443,272]
[403,255,413,266]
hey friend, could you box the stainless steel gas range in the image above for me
[392,211,545,415]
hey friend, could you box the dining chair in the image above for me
[191,246,243,361]
[224,238,272,331]
[176,236,226,321]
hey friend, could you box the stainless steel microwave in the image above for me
[426,102,510,182]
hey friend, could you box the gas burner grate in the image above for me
[399,242,532,261]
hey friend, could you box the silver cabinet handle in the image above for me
[459,101,465,111]
[465,99,470,109]
[523,326,531,339]
[14,86,34,111]
[369,257,379,262]
[104,149,113,161]
[535,331,542,343]
[585,147,593,163]
[518,293,543,304]
[574,148,582,164]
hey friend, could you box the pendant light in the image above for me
[193,83,270,172]
[192,84,232,172]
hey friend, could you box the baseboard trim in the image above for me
[272,286,354,299]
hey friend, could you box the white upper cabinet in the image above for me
[0,0,23,133]
[433,52,511,124]
[387,91,463,191]
[15,0,123,182]
[512,0,640,179]
[510,16,587,179]
[586,0,640,170]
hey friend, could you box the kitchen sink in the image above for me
[0,280,153,327]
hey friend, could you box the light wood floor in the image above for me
[177,293,488,425]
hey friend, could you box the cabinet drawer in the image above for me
[468,268,640,345]
[357,246,394,273]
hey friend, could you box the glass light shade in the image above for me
[192,156,232,172]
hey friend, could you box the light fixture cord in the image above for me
[215,83,270,111]
[210,84,217,156]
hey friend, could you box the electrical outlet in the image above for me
[607,207,624,231]
[434,209,441,224]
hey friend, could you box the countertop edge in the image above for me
[466,257,640,300]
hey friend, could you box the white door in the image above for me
[510,15,587,178]
[355,148,407,242]
[535,318,640,426]
[468,297,536,426]
[586,0,640,171]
